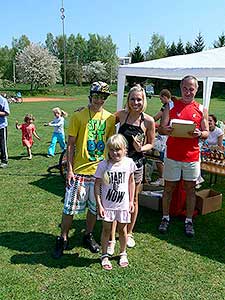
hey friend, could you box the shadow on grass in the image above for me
[9,152,49,160]
[30,174,65,198]
[0,219,101,268]
[136,205,225,264]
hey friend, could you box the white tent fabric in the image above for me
[117,47,225,110]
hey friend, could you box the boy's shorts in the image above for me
[163,158,200,181]
[63,174,97,216]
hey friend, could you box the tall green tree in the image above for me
[12,35,30,55]
[146,33,167,60]
[167,42,177,56]
[213,32,225,48]
[0,46,14,81]
[131,45,144,63]
[185,41,194,54]
[193,32,205,52]
[176,38,185,55]
[127,45,145,87]
[45,33,57,56]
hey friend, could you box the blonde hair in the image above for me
[103,134,128,185]
[52,107,68,117]
[126,84,147,113]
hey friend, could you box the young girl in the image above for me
[16,114,40,159]
[94,134,136,270]
[44,107,68,157]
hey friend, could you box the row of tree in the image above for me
[0,31,225,90]
[0,33,118,89]
[128,32,225,87]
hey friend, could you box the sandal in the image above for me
[107,240,116,256]
[101,254,112,270]
[119,252,129,268]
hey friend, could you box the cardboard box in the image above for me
[195,189,222,215]
[139,190,163,211]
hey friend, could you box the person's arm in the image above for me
[94,178,105,218]
[66,135,76,186]
[193,107,209,139]
[48,118,63,127]
[15,121,21,130]
[0,111,9,117]
[33,130,41,141]
[0,98,10,117]
[158,104,173,135]
[128,173,135,213]
[153,110,163,122]
[217,134,223,147]
[132,116,155,152]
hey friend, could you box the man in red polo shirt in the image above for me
[158,75,209,237]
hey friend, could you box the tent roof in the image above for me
[118,47,225,82]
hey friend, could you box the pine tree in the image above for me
[176,38,185,55]
[213,33,225,48]
[131,45,144,63]
[127,45,146,88]
[185,41,194,54]
[167,42,177,56]
[193,32,205,52]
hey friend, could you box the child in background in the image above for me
[94,134,136,270]
[44,107,68,157]
[16,114,40,159]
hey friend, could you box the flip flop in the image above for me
[101,254,112,270]
[119,252,129,268]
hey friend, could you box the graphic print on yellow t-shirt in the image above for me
[68,108,115,175]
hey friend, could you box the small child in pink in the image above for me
[16,114,40,159]
[94,134,136,270]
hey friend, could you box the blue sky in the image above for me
[1,0,225,56]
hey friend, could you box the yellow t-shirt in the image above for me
[68,107,115,175]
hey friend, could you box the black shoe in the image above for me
[53,236,67,259]
[158,218,170,234]
[83,233,100,253]
[185,222,195,237]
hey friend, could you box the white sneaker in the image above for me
[107,240,116,256]
[127,234,135,248]
[150,178,164,186]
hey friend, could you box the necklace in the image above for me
[88,106,104,133]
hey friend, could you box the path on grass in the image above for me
[23,97,78,102]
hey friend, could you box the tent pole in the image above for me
[117,71,126,111]
[203,77,213,109]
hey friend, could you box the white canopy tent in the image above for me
[117,47,225,110]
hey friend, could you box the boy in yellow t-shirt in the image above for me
[53,82,115,258]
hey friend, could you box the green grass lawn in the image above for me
[0,89,225,300]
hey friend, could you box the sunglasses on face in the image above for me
[91,93,108,100]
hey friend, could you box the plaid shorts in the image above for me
[63,174,97,215]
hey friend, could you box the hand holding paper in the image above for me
[170,119,196,138]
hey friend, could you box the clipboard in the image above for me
[170,119,196,138]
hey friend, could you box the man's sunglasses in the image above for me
[91,93,108,100]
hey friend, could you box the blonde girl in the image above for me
[94,134,136,270]
[44,107,68,157]
[115,84,155,248]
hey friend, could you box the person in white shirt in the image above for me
[206,114,223,147]
[44,107,68,157]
